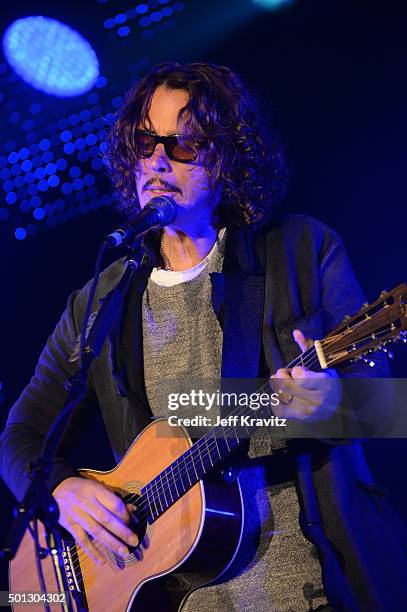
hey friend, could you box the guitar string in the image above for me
[70,321,392,576]
[70,323,383,577]
[70,329,381,578]
[86,326,375,520]
[73,346,326,576]
[71,344,339,575]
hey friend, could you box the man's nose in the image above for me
[148,143,172,173]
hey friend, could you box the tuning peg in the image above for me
[342,314,351,323]
[380,289,388,297]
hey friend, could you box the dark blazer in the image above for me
[1,214,406,611]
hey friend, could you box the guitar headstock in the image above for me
[321,283,407,368]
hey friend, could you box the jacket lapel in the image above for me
[212,226,267,379]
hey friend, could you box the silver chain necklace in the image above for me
[160,233,173,271]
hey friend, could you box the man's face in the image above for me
[135,85,221,229]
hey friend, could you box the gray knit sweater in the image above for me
[141,234,328,611]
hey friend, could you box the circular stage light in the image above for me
[251,0,293,8]
[15,227,27,240]
[3,16,100,97]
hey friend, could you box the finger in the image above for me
[84,515,130,557]
[271,373,323,404]
[95,487,130,523]
[90,501,138,547]
[269,372,292,402]
[70,524,106,566]
[273,368,292,379]
[293,329,313,352]
[273,396,318,420]
[291,366,330,390]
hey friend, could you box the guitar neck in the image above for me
[140,282,407,524]
[140,345,320,524]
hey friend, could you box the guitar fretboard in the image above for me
[139,345,319,524]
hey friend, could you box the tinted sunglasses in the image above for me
[133,128,203,163]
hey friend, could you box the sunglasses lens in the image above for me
[168,137,198,162]
[134,132,156,157]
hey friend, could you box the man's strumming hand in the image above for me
[53,476,138,564]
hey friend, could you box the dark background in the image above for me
[0,0,406,593]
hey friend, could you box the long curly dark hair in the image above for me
[105,62,287,228]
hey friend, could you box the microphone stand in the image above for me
[1,243,144,611]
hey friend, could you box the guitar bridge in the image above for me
[62,543,88,610]
[62,545,80,592]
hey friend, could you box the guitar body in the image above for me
[10,419,244,611]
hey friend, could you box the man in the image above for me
[1,62,406,611]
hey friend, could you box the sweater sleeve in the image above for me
[0,290,98,501]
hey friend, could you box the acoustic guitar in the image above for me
[9,284,407,611]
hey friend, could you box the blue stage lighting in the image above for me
[8,152,19,164]
[48,175,60,187]
[19,148,29,160]
[251,0,293,9]
[9,112,20,123]
[41,151,54,163]
[136,4,149,15]
[61,182,73,195]
[118,27,130,37]
[27,184,38,196]
[3,16,99,97]
[34,167,46,179]
[115,14,127,24]
[69,166,81,178]
[15,227,27,240]
[95,76,107,88]
[75,138,86,150]
[33,207,45,220]
[23,119,34,131]
[85,134,97,146]
[3,180,14,192]
[29,103,42,115]
[6,192,17,204]
[63,142,75,155]
[39,138,50,151]
[37,179,49,192]
[21,160,32,172]
[80,109,91,122]
[45,163,56,175]
[60,130,72,143]
[56,158,67,171]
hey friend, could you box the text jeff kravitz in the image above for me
[167,414,287,428]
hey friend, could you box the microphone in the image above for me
[104,196,177,248]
